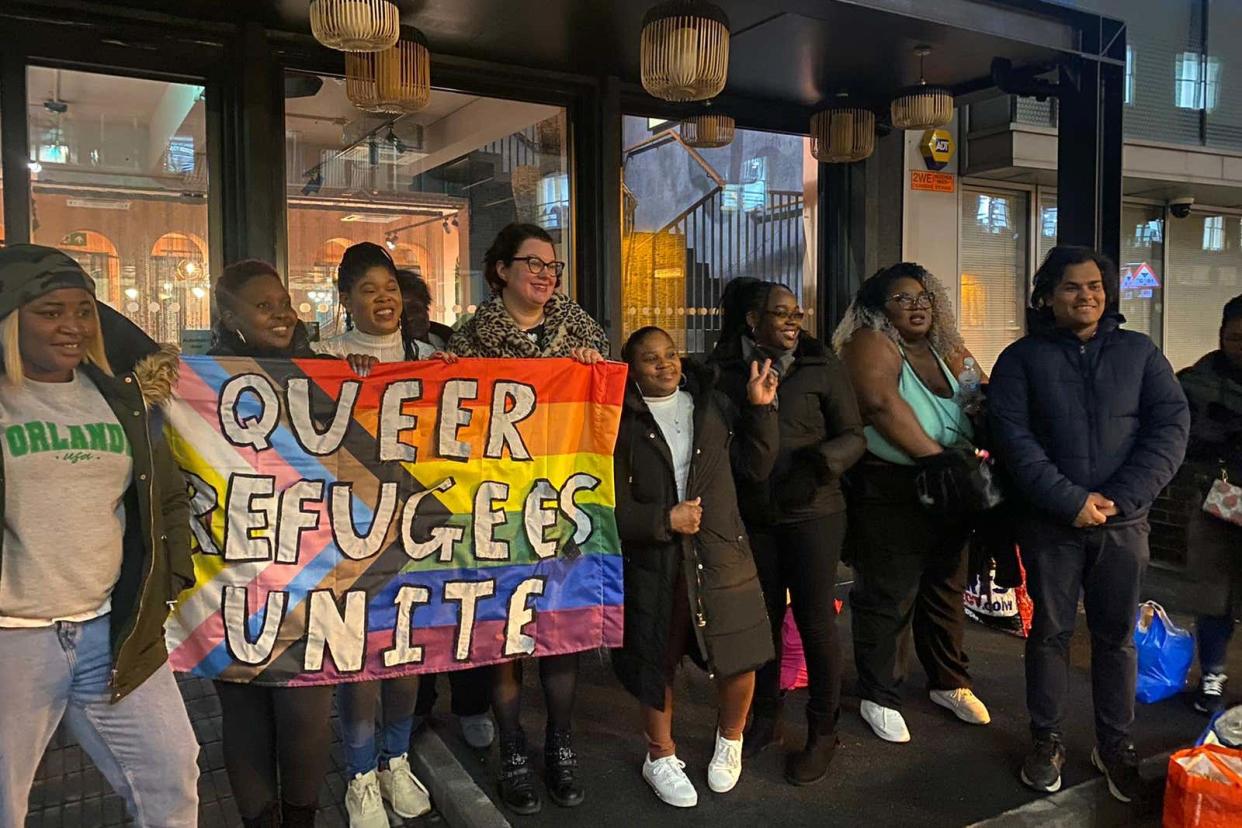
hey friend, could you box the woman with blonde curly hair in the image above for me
[832,263,991,745]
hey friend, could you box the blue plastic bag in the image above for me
[1135,600,1195,704]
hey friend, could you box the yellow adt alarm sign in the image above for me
[921,129,955,171]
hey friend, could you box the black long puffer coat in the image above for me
[612,362,778,710]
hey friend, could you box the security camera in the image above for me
[1169,196,1195,219]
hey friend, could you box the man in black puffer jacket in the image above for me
[989,246,1188,805]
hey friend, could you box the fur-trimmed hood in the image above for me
[131,344,180,410]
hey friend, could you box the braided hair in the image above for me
[713,277,780,356]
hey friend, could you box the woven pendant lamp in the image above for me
[346,30,431,114]
[891,46,954,130]
[310,0,400,53]
[680,112,734,148]
[640,1,730,102]
[810,106,875,163]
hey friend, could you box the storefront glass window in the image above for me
[960,186,1029,373]
[1166,212,1242,370]
[284,73,571,341]
[26,67,211,346]
[619,115,818,355]
[1119,204,1165,346]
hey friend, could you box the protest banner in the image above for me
[163,356,627,686]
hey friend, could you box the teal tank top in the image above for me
[864,346,974,466]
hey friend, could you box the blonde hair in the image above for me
[831,267,965,360]
[1,302,113,386]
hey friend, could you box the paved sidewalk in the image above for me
[24,675,449,827]
[22,589,1237,827]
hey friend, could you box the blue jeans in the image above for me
[0,615,199,827]
[337,676,419,777]
[1197,614,1235,675]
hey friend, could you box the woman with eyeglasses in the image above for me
[709,278,865,787]
[831,263,990,746]
[448,223,608,815]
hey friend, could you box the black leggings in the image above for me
[492,652,579,742]
[750,514,846,721]
[214,681,334,818]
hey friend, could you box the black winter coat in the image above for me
[612,363,778,710]
[1178,351,1242,616]
[712,333,866,525]
[988,313,1189,526]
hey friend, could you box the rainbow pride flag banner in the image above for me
[163,356,627,686]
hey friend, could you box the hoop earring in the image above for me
[235,328,248,344]
[678,374,688,390]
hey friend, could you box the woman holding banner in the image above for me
[613,325,778,807]
[449,223,609,815]
[0,244,199,827]
[711,278,866,786]
[319,242,434,827]
[208,259,335,828]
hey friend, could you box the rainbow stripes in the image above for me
[163,356,626,686]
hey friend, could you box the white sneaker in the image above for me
[642,754,698,807]
[460,712,496,749]
[706,730,743,793]
[345,769,389,828]
[860,700,911,743]
[930,688,991,725]
[379,753,432,818]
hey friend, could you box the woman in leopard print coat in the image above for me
[448,223,607,815]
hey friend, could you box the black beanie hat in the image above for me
[0,244,96,320]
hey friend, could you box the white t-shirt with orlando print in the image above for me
[0,372,133,627]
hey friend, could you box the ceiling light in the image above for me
[309,0,399,52]
[680,112,734,148]
[810,106,876,163]
[890,46,954,130]
[346,29,432,114]
[640,1,731,102]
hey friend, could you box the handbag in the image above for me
[1202,469,1242,528]
[914,447,1005,515]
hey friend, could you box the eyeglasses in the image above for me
[509,256,566,279]
[764,308,805,323]
[887,292,935,310]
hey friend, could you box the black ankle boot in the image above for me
[544,729,585,808]
[279,801,316,828]
[241,802,281,828]
[499,732,543,815]
[743,698,784,759]
[784,708,839,786]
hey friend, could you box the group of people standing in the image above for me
[0,221,1230,827]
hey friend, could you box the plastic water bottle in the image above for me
[1206,705,1242,748]
[956,357,983,414]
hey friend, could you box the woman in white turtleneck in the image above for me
[315,242,434,373]
[314,241,435,825]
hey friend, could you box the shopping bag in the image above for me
[1135,601,1195,704]
[963,552,1033,638]
[1163,745,1242,828]
[779,599,843,692]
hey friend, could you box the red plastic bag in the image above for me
[963,547,1033,638]
[1163,745,1242,828]
[780,599,842,691]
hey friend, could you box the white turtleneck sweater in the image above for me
[314,328,434,362]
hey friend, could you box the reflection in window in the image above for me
[1125,45,1135,106]
[620,116,817,354]
[1134,219,1162,246]
[26,67,211,347]
[1041,206,1058,240]
[976,195,1010,233]
[284,74,572,341]
[1204,216,1225,251]
[1175,52,1221,112]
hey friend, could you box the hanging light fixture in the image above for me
[640,1,730,102]
[810,102,875,163]
[680,112,734,148]
[890,46,954,130]
[310,0,400,53]
[345,29,432,114]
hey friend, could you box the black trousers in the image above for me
[750,514,846,722]
[848,462,972,709]
[1019,517,1149,752]
[414,665,492,718]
